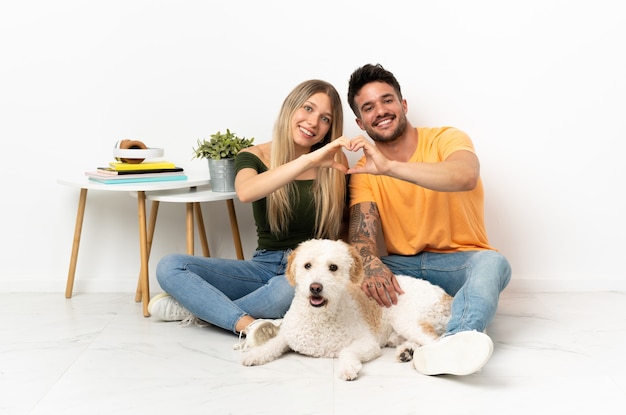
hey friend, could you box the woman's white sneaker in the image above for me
[147,293,192,321]
[412,331,494,376]
[234,319,282,351]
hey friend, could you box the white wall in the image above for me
[1,0,624,294]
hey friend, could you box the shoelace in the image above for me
[179,315,210,328]
[233,329,249,351]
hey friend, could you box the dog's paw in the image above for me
[395,341,418,363]
[241,352,263,366]
[240,351,258,366]
[240,347,269,366]
[240,337,289,367]
[337,359,362,381]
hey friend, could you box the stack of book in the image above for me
[85,160,187,184]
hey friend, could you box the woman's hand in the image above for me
[306,136,352,173]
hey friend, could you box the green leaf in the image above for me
[192,130,254,160]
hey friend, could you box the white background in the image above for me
[1,0,624,293]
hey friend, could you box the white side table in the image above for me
[57,175,210,316]
[142,184,244,260]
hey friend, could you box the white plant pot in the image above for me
[208,158,236,192]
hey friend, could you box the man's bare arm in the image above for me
[349,202,403,306]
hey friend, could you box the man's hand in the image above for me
[360,258,404,307]
[346,135,390,176]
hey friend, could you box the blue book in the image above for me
[88,175,188,184]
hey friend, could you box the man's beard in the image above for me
[366,113,407,144]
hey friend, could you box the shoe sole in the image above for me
[246,321,280,348]
[412,331,494,376]
[253,323,279,345]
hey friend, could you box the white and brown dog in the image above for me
[241,239,452,380]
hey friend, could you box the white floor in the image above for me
[2,290,626,415]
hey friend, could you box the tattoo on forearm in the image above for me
[347,204,364,242]
[349,203,384,277]
[349,204,379,243]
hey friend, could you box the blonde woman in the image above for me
[150,80,349,348]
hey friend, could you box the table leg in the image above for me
[136,200,159,301]
[194,202,211,257]
[65,188,88,298]
[146,200,160,256]
[226,199,244,260]
[186,202,194,255]
[136,190,151,317]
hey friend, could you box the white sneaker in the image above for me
[233,319,282,351]
[412,331,494,376]
[148,293,192,321]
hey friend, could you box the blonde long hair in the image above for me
[267,79,345,239]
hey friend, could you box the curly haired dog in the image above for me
[241,239,452,380]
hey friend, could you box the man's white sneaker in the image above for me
[148,293,192,321]
[412,331,494,376]
[233,319,282,351]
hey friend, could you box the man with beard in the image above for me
[345,63,511,376]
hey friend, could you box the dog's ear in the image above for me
[348,243,365,285]
[285,247,299,286]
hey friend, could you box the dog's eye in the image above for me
[304,262,312,269]
[329,264,338,272]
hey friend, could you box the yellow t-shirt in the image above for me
[349,127,494,255]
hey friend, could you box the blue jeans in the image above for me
[156,250,295,334]
[382,250,511,336]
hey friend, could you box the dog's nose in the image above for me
[309,282,323,294]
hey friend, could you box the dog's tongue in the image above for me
[309,295,325,306]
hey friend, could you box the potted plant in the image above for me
[193,129,254,192]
